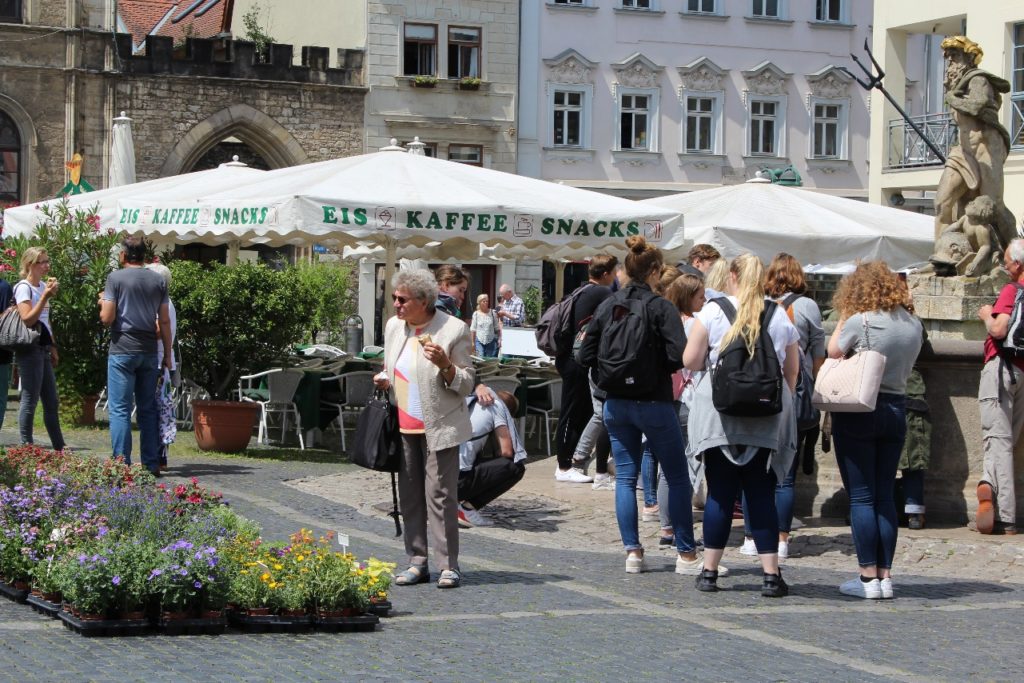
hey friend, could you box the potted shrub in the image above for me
[459,76,482,90]
[169,261,316,452]
[412,74,438,88]
[0,200,122,424]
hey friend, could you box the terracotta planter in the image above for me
[244,607,271,616]
[41,592,62,604]
[160,610,190,621]
[201,609,223,619]
[278,608,307,618]
[120,610,146,620]
[76,394,99,425]
[77,611,105,621]
[192,400,259,453]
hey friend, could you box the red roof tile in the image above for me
[118,0,230,52]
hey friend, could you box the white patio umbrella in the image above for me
[108,112,136,188]
[118,143,682,315]
[2,157,264,240]
[642,178,934,270]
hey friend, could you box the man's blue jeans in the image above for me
[832,394,907,569]
[108,354,160,471]
[604,398,694,554]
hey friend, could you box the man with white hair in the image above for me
[496,284,525,327]
[976,238,1024,535]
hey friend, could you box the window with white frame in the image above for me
[617,90,659,151]
[815,0,843,22]
[1012,23,1024,149]
[403,24,436,76]
[552,0,585,4]
[748,97,784,156]
[682,93,723,154]
[751,0,780,18]
[810,100,847,159]
[449,145,483,166]
[686,0,716,13]
[552,88,586,147]
[622,0,652,8]
[447,26,481,79]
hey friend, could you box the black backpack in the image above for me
[594,291,658,397]
[999,283,1024,358]
[710,299,783,417]
[535,283,592,356]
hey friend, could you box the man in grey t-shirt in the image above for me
[99,236,172,475]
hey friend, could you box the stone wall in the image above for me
[796,340,1024,525]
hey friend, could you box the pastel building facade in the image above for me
[519,0,874,199]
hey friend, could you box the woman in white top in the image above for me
[13,247,65,450]
[683,254,798,597]
[146,263,177,469]
[470,293,501,358]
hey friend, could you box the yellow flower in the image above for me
[261,573,270,582]
[269,581,278,589]
[296,555,304,562]
[240,570,249,575]
[274,563,283,570]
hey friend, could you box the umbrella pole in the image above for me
[383,238,397,320]
[227,240,239,266]
[553,260,566,303]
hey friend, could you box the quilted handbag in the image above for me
[0,306,40,351]
[812,315,887,413]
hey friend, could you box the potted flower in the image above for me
[148,538,224,617]
[412,74,438,88]
[459,76,482,90]
[107,540,159,618]
[52,547,118,618]
[169,261,316,452]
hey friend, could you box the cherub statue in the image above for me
[940,195,1000,276]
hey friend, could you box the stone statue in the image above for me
[931,36,1018,276]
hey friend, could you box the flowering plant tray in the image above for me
[0,580,29,604]
[368,600,392,617]
[228,611,313,633]
[25,594,61,618]
[313,613,379,632]
[158,613,227,636]
[58,610,151,637]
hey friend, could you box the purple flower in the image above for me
[148,569,163,579]
[112,576,121,585]
[193,580,202,589]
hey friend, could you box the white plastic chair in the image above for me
[239,368,306,449]
[175,379,210,430]
[525,378,562,457]
[321,370,376,451]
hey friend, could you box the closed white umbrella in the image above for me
[108,112,136,188]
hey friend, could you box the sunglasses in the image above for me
[392,294,412,305]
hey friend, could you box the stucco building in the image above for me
[519,0,873,200]
[867,1,1024,222]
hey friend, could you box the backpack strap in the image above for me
[709,296,735,323]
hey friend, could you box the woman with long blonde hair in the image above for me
[683,253,799,597]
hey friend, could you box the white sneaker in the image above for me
[777,541,789,560]
[879,577,894,599]
[459,504,493,527]
[572,454,593,475]
[591,473,615,491]
[555,466,593,484]
[840,577,882,599]
[675,554,730,577]
[739,537,757,556]
[625,553,646,574]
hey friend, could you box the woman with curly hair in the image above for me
[828,261,922,599]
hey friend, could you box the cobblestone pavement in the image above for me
[0,426,1021,682]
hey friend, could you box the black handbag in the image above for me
[351,388,403,536]
[0,306,40,351]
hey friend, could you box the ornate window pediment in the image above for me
[543,49,598,84]
[741,61,791,96]
[806,65,854,99]
[677,57,728,91]
[611,52,664,88]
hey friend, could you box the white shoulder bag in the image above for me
[812,315,887,413]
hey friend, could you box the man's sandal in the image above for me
[436,569,462,589]
[395,565,430,586]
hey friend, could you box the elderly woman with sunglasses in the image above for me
[374,270,475,589]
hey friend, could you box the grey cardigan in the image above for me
[383,311,476,452]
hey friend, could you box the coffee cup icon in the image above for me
[513,214,534,238]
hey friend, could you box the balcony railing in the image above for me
[886,112,957,169]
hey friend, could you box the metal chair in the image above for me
[525,378,562,457]
[321,370,376,451]
[482,376,520,396]
[240,368,306,449]
[175,378,210,430]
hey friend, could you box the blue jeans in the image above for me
[743,450,799,536]
[15,346,64,450]
[832,393,907,569]
[704,448,777,552]
[641,447,659,507]
[108,353,160,471]
[901,469,925,510]
[604,398,694,554]
[475,339,499,358]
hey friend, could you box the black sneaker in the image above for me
[658,535,673,547]
[695,569,719,592]
[762,571,788,598]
